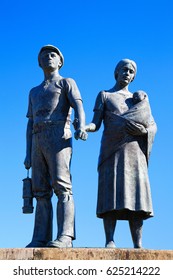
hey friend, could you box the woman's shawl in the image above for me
[122,98,157,161]
[98,98,157,168]
[121,98,151,128]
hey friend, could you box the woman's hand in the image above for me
[126,121,147,135]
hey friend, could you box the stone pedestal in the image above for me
[0,248,173,260]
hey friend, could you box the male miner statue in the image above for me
[24,45,87,248]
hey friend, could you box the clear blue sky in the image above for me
[0,0,173,250]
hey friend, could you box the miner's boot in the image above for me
[47,194,75,248]
[26,198,53,247]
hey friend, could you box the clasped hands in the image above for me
[73,118,88,141]
[74,128,88,141]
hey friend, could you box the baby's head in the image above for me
[133,90,147,104]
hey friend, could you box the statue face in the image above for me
[39,49,62,71]
[116,63,135,86]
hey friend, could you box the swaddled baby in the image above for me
[133,90,148,104]
[122,90,152,128]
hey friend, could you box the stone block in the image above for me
[0,248,173,260]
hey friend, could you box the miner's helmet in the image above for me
[38,44,64,69]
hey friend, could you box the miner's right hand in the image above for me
[24,155,31,169]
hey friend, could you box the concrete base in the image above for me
[0,248,173,260]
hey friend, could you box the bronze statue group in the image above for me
[24,45,157,249]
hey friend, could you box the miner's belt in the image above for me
[32,121,67,134]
